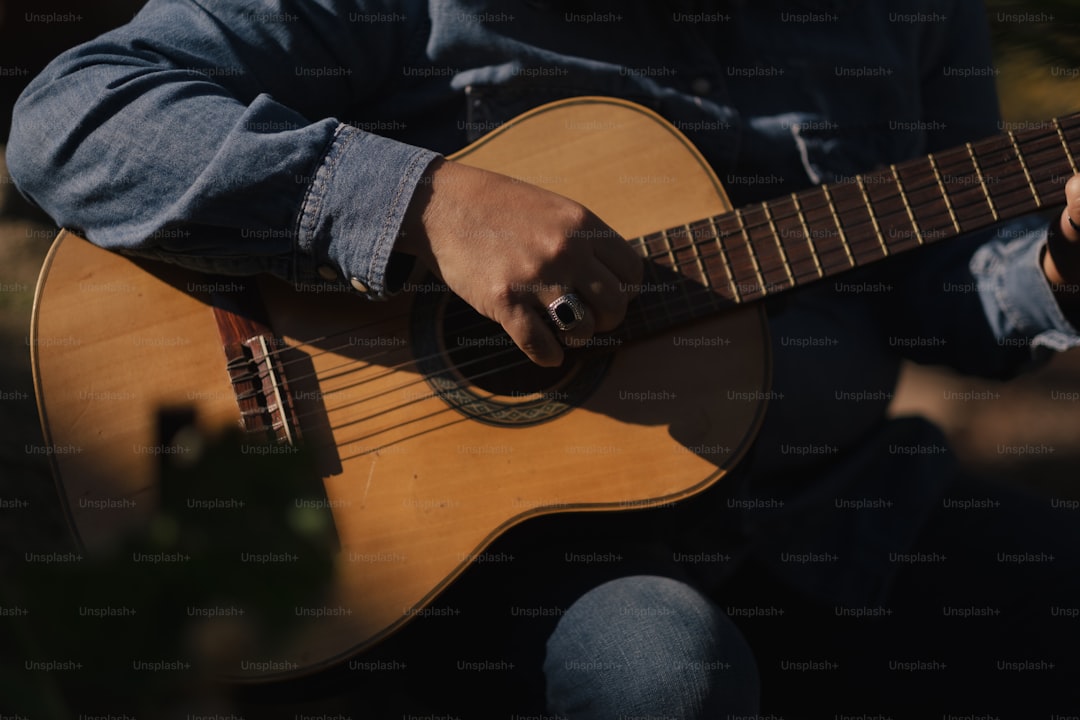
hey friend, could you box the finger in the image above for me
[499,303,565,367]
[1047,177,1080,285]
[540,287,594,342]
[573,264,628,333]
[588,223,644,292]
[558,304,596,349]
[1064,174,1080,241]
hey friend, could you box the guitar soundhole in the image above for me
[410,285,610,427]
[441,295,569,394]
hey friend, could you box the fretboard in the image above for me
[617,113,1080,341]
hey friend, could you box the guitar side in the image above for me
[32,97,770,680]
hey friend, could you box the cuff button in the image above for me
[317,264,340,281]
[350,277,370,293]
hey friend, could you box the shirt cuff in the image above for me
[295,122,439,298]
[970,218,1080,356]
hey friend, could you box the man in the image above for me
[8,0,1080,716]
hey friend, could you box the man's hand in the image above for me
[397,158,643,366]
[1044,174,1080,298]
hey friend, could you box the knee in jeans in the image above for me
[544,575,759,718]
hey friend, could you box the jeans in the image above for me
[544,576,760,718]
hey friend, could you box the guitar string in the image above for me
[233,157,1076,444]
[240,124,1075,395]
[249,332,539,451]
[237,162,1079,444]
[217,120,1071,451]
[315,368,553,463]
[302,184,1058,454]
[318,128,1074,360]
[322,352,542,440]
[212,119,1080,440]
[287,342,536,431]
[308,137,1075,416]
[304,144,1077,439]
[237,134,1075,401]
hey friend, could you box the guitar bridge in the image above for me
[208,279,303,447]
[224,334,302,445]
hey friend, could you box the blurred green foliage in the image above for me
[2,425,337,718]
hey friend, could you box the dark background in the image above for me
[1,0,1079,717]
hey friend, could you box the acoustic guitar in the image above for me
[31,97,1080,681]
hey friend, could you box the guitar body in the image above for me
[32,97,770,680]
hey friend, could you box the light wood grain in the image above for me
[32,97,769,680]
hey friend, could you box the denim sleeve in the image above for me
[874,0,1080,376]
[970,219,1080,356]
[6,0,436,297]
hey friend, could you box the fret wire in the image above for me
[1062,119,1080,151]
[682,225,717,293]
[894,161,954,243]
[660,227,697,320]
[1028,135,1080,175]
[664,248,700,326]
[820,185,856,267]
[904,148,1004,219]
[684,223,719,311]
[969,159,1045,221]
[708,216,742,303]
[767,196,819,279]
[826,184,883,241]
[889,164,923,245]
[739,205,785,283]
[1023,155,1075,188]
[625,119,1080,314]
[761,202,796,288]
[667,162,1032,282]
[1014,132,1075,175]
[967,140,997,220]
[734,208,768,295]
[678,181,967,284]
[927,154,963,233]
[659,227,679,267]
[717,127,1071,267]
[258,121,1080,360]
[791,192,824,278]
[991,184,1045,212]
[1006,140,1072,200]
[975,132,1044,211]
[648,185,1010,306]
[942,147,993,225]
[672,226,718,318]
[797,195,860,273]
[855,176,889,256]
[1054,118,1079,174]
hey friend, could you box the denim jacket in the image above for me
[8,0,1080,602]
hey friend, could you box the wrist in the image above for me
[396,156,445,266]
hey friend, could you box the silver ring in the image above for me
[547,293,586,331]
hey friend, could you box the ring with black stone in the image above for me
[547,293,586,331]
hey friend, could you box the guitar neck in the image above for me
[617,113,1080,342]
